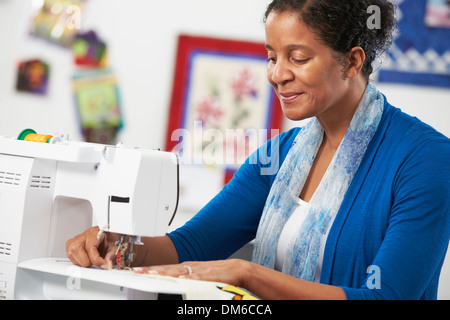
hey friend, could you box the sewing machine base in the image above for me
[11,258,185,300]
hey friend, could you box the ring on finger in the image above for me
[184,265,192,275]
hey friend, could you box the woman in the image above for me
[66,0,450,300]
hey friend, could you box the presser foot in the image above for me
[114,235,140,270]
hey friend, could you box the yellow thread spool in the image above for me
[24,133,53,143]
[18,129,53,143]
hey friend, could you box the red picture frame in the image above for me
[165,34,284,183]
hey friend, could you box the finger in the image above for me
[133,265,186,277]
[86,244,108,268]
[66,235,91,268]
[178,273,201,281]
[86,234,111,269]
[67,244,92,268]
[102,244,117,270]
[133,267,159,275]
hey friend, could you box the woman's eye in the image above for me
[292,58,310,64]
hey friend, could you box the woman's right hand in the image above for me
[66,226,118,269]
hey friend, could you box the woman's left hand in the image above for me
[133,259,250,287]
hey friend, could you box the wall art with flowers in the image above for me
[165,35,283,211]
[166,35,283,180]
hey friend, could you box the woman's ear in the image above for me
[345,46,366,79]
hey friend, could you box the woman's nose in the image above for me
[269,59,294,85]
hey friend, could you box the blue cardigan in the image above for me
[168,101,450,300]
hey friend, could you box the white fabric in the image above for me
[275,198,310,271]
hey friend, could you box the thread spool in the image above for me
[18,129,53,143]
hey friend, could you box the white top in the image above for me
[275,198,331,283]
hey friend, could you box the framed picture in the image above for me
[165,34,283,212]
[425,0,450,28]
[377,0,450,88]
[72,69,123,144]
[29,0,84,47]
[16,59,50,95]
[165,35,283,184]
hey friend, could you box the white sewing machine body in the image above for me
[0,134,179,299]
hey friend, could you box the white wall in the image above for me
[0,0,272,149]
[1,0,449,144]
[1,0,449,299]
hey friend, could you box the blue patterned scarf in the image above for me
[252,85,385,281]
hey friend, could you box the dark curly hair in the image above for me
[264,0,397,79]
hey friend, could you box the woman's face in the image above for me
[265,11,351,122]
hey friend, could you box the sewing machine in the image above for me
[0,130,181,299]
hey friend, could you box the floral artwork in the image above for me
[195,96,223,129]
[72,30,108,68]
[193,67,260,130]
[425,0,450,28]
[181,51,274,166]
[166,35,283,188]
[231,68,258,99]
[377,0,450,88]
[29,0,84,47]
[72,69,123,144]
[189,66,262,164]
[229,68,258,127]
[16,59,50,95]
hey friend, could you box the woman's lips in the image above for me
[280,92,304,103]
